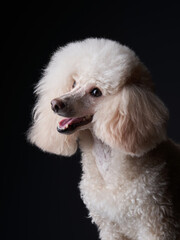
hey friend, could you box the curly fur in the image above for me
[28,38,180,240]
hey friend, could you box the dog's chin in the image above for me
[57,115,93,135]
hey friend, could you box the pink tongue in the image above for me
[59,117,84,128]
[59,118,72,128]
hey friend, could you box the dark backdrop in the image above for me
[2,1,180,240]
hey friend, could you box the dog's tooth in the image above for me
[65,124,68,128]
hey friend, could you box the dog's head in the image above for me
[28,38,168,156]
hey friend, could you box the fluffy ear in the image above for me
[27,52,78,156]
[93,86,169,156]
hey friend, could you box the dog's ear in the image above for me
[27,53,78,156]
[93,86,169,156]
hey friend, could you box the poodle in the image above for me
[28,38,180,240]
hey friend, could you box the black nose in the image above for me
[51,98,65,113]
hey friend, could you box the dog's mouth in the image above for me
[57,115,93,134]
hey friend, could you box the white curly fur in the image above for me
[28,38,180,240]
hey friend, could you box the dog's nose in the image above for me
[51,98,65,113]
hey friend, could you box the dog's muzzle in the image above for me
[51,98,93,134]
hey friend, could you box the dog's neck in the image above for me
[79,130,128,186]
[79,130,161,187]
[92,135,112,178]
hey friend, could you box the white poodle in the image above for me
[28,38,180,240]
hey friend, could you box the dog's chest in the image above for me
[79,135,140,226]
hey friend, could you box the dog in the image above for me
[28,38,180,240]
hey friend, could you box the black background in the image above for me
[2,1,180,240]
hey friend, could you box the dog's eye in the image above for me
[90,88,102,97]
[72,80,76,88]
